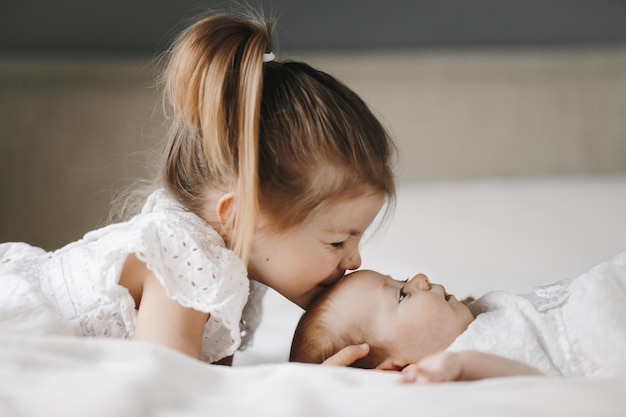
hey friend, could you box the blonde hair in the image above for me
[160,12,396,261]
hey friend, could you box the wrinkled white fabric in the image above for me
[447,251,626,377]
[0,189,266,363]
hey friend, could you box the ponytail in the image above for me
[162,13,273,261]
[160,11,395,263]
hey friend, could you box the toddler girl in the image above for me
[0,11,395,364]
[290,251,626,381]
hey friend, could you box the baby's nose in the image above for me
[410,273,431,291]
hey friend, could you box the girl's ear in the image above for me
[216,192,236,236]
[375,357,409,372]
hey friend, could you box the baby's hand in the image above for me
[400,351,462,383]
[461,296,475,305]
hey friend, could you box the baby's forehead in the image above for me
[342,269,393,287]
[329,271,396,339]
[332,270,391,306]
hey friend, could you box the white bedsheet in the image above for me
[1,335,625,417]
[2,176,626,416]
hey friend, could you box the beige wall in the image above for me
[1,46,625,249]
[300,47,626,182]
[0,59,163,249]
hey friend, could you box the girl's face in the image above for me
[247,194,385,308]
[330,270,474,369]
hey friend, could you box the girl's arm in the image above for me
[401,350,543,383]
[125,256,209,359]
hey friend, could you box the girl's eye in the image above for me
[331,241,345,249]
[399,286,407,302]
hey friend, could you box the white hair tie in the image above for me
[263,52,275,63]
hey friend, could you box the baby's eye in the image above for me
[331,241,345,249]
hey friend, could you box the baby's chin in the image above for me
[448,295,475,327]
[460,306,475,332]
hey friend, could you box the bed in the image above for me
[1,175,625,416]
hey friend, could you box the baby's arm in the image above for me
[126,256,209,359]
[401,350,543,383]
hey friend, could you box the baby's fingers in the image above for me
[416,351,462,382]
[400,364,427,383]
[400,352,462,383]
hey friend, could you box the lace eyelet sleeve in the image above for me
[134,218,250,362]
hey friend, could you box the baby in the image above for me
[290,251,626,382]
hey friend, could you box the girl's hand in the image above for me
[322,343,370,366]
[400,351,462,383]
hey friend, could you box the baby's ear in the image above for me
[375,357,408,372]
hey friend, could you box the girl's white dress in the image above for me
[0,189,266,363]
[447,251,626,377]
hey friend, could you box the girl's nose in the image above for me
[409,273,431,291]
[340,248,361,271]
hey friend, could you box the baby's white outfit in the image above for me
[447,251,626,377]
[0,189,266,363]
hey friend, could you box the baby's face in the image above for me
[329,270,474,368]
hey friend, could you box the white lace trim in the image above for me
[0,189,263,364]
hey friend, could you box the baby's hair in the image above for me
[289,277,389,369]
[159,11,396,261]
